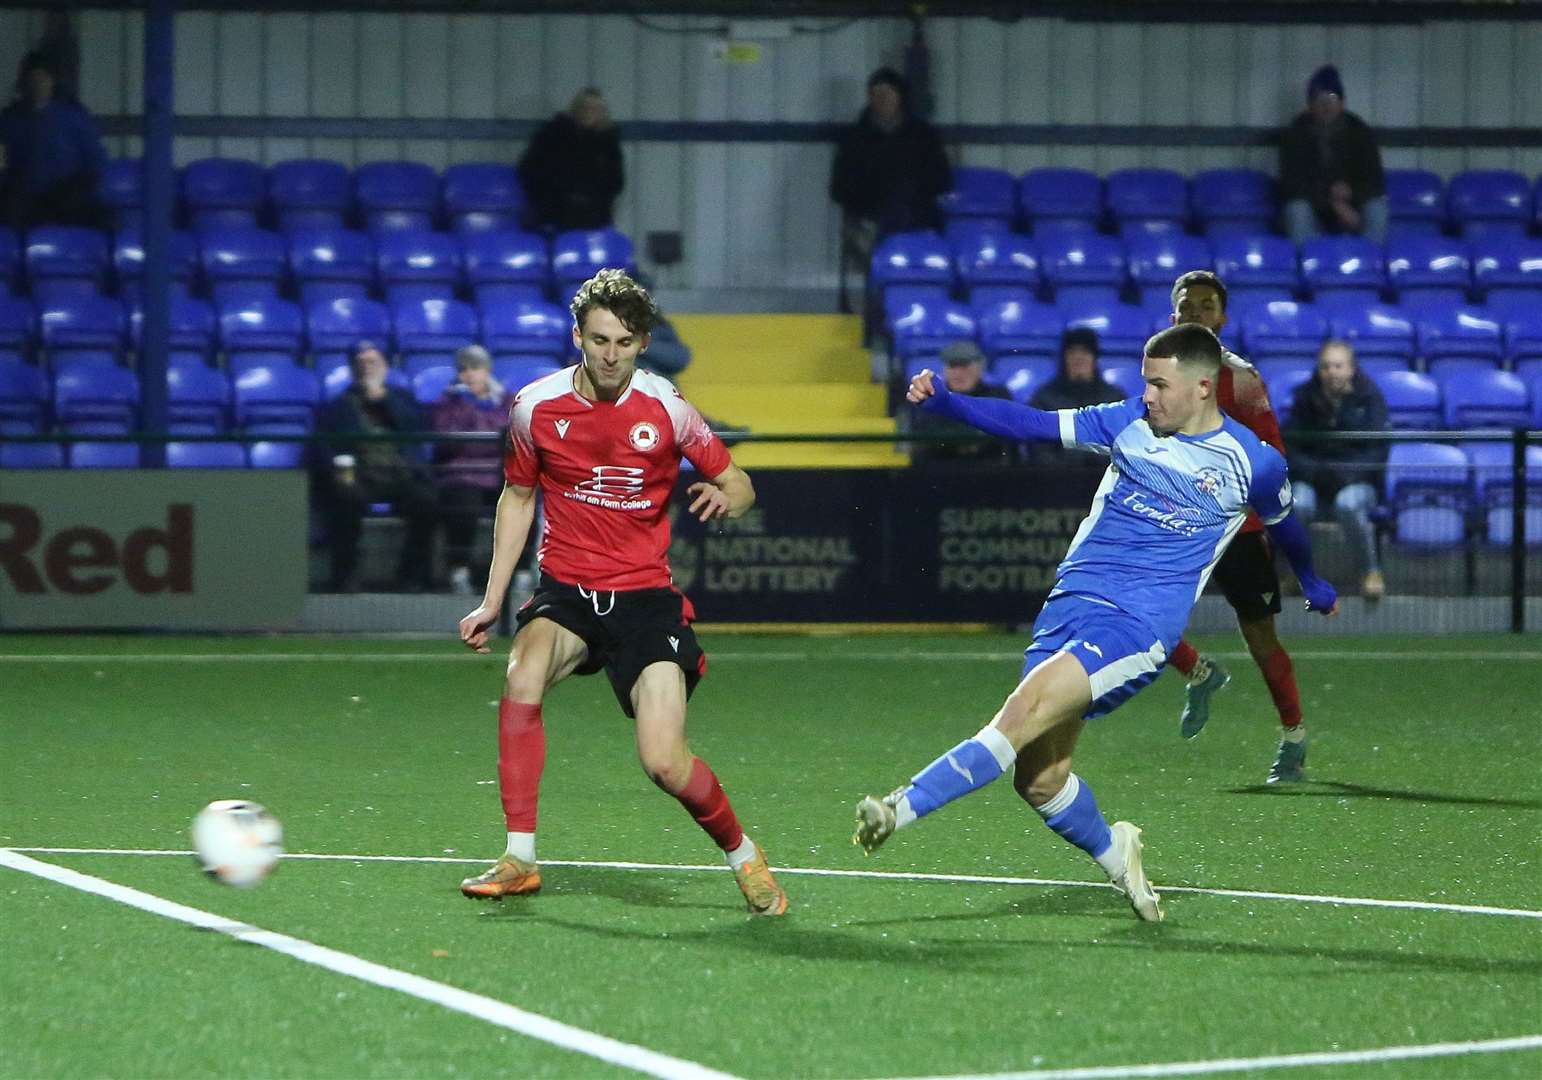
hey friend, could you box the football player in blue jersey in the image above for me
[853,323,1336,921]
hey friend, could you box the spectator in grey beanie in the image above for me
[1278,64,1387,245]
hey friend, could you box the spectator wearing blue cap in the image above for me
[1278,64,1387,245]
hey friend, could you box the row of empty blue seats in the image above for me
[941,166,1542,238]
[0,224,633,308]
[98,159,530,234]
[1376,441,1542,548]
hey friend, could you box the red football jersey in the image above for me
[504,366,732,591]
[1219,349,1286,535]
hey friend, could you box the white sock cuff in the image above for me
[725,833,758,869]
[1034,772,1082,819]
[975,725,1017,771]
[505,831,536,863]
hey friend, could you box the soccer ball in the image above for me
[191,800,283,888]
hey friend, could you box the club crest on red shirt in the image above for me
[628,421,660,452]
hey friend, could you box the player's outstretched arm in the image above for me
[687,463,754,522]
[906,368,1061,443]
[459,482,538,652]
[1266,512,1339,616]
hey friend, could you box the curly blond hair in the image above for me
[570,268,660,336]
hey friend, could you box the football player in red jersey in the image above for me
[1165,271,1311,783]
[456,269,788,915]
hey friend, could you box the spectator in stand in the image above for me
[911,340,1014,465]
[518,87,624,231]
[1278,64,1387,245]
[315,340,438,593]
[1285,339,1389,599]
[830,67,952,314]
[432,345,516,596]
[1027,328,1126,467]
[0,50,106,230]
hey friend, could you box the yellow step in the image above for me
[729,441,910,469]
[673,314,868,385]
[689,383,888,422]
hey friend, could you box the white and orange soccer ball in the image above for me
[191,800,283,888]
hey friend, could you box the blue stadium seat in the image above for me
[166,363,230,434]
[1471,235,1542,309]
[1501,308,1542,368]
[1439,368,1530,429]
[1326,303,1416,363]
[376,230,463,306]
[410,364,457,406]
[306,296,392,370]
[889,298,975,361]
[199,227,288,306]
[990,355,1057,403]
[234,364,321,428]
[1411,303,1504,367]
[268,159,352,232]
[288,228,375,305]
[40,296,125,368]
[1385,235,1470,307]
[443,163,525,234]
[975,297,1062,361]
[167,440,247,468]
[0,296,36,364]
[218,297,306,375]
[1239,300,1328,365]
[1385,441,1470,546]
[1354,356,1412,380]
[393,297,480,375]
[1212,233,1298,297]
[1125,233,1212,310]
[355,161,440,233]
[26,226,110,298]
[492,354,564,392]
[0,359,49,432]
[870,230,953,294]
[937,166,1016,229]
[114,228,198,303]
[1383,169,1445,235]
[1017,168,1102,233]
[129,296,218,368]
[481,300,570,359]
[1105,168,1188,236]
[0,442,64,468]
[182,158,266,230]
[1040,232,1125,309]
[1300,235,1385,300]
[1063,303,1151,363]
[1265,367,1313,426]
[462,229,549,306]
[551,228,636,295]
[0,226,19,292]
[953,229,1040,297]
[1097,360,1143,399]
[1190,169,1276,238]
[1447,170,1531,238]
[1534,373,1542,428]
[884,284,951,327]
[1374,370,1442,430]
[99,158,144,230]
[69,439,140,468]
[1469,441,1542,546]
[247,428,309,469]
[54,362,138,429]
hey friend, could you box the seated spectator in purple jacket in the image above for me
[432,345,515,595]
[0,50,106,230]
[1026,328,1125,466]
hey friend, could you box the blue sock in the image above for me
[901,726,1016,820]
[1037,773,1115,866]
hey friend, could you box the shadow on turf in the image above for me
[1224,778,1542,809]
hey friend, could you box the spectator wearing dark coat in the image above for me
[1286,339,1388,598]
[1027,328,1125,467]
[432,345,515,595]
[911,340,1014,465]
[1279,64,1387,245]
[518,88,624,231]
[315,341,438,593]
[0,50,106,230]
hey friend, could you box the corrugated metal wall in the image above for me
[2,10,1539,290]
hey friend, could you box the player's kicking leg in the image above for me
[632,662,788,916]
[461,617,590,899]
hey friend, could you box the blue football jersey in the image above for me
[1051,397,1293,647]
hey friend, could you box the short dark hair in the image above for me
[1144,323,1223,373]
[1169,270,1228,313]
[570,268,660,336]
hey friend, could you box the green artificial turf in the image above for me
[2,633,1539,1079]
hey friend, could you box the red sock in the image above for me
[1169,639,1199,676]
[497,700,545,831]
[1258,648,1303,728]
[673,757,744,852]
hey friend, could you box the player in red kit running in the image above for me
[1165,271,1311,783]
[456,269,788,915]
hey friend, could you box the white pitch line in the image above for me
[13,847,1542,921]
[895,1034,1542,1080]
[0,850,741,1080]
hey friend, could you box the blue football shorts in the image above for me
[1021,592,1169,720]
